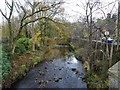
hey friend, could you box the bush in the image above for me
[113,48,120,64]
[1,48,11,79]
[83,71,108,88]
[18,64,28,74]
[29,56,42,65]
[2,44,13,58]
[93,60,109,75]
[2,44,11,54]
[83,60,109,88]
[15,37,31,54]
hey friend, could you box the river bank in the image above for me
[11,55,87,88]
[2,45,87,88]
[2,46,62,88]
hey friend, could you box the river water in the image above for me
[11,47,87,88]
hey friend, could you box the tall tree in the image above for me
[0,0,64,53]
[84,0,100,69]
[117,2,120,50]
[0,0,14,49]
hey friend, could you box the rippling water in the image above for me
[11,47,87,88]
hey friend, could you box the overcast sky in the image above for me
[62,0,118,22]
[0,0,119,23]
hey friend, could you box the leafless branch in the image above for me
[9,0,14,19]
[0,9,8,20]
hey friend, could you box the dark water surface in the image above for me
[11,47,87,88]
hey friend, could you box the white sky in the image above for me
[62,0,118,22]
[0,0,119,23]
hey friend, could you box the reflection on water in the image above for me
[69,56,78,64]
[63,55,78,64]
[56,45,69,47]
[57,46,70,57]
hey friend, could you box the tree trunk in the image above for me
[31,20,35,51]
[94,39,98,60]
[117,2,120,50]
[109,43,113,67]
[31,4,36,51]
[8,21,13,50]
[32,32,35,51]
[11,42,16,54]
[89,7,93,70]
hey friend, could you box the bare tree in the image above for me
[117,2,120,50]
[0,0,14,49]
[83,0,100,69]
[74,0,118,69]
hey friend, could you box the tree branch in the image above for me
[9,0,14,19]
[0,9,8,20]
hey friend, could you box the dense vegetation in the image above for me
[0,0,73,88]
[0,0,120,89]
[69,12,120,88]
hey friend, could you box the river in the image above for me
[11,46,87,88]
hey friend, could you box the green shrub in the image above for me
[74,48,85,55]
[1,48,11,79]
[29,56,42,65]
[2,44,11,54]
[18,64,27,74]
[15,37,31,54]
[83,60,109,88]
[2,44,13,58]
[83,71,108,88]
[113,48,120,64]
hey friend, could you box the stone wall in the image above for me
[108,61,120,89]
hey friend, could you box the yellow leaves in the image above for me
[83,61,90,71]
[35,37,42,46]
[44,36,56,45]
[29,38,32,42]
[55,26,61,31]
[30,31,42,46]
[93,74,98,79]
[33,30,57,46]
[43,7,49,11]
[45,36,55,42]
[39,18,46,23]
[35,31,41,36]
[45,36,50,40]
[96,60,100,63]
[58,21,65,25]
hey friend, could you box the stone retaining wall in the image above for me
[108,61,120,89]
